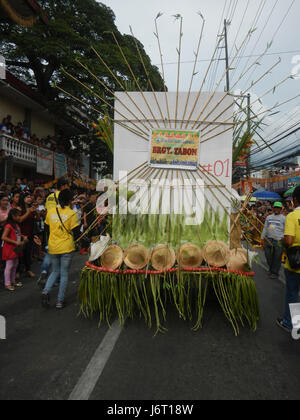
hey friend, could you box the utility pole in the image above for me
[222,21,252,178]
[224,19,230,92]
[217,19,231,92]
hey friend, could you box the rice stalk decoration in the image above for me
[78,264,259,336]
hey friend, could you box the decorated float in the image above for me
[78,91,260,336]
[55,14,269,335]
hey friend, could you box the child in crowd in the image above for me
[1,208,28,291]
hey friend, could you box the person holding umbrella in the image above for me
[261,202,286,280]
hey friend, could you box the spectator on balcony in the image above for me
[44,136,52,149]
[0,149,5,180]
[15,122,25,139]
[6,123,14,136]
[0,117,10,134]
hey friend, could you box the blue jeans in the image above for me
[283,269,300,330]
[264,238,283,276]
[44,253,73,303]
[41,252,51,275]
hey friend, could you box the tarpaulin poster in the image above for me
[54,153,67,179]
[37,148,54,176]
[149,129,200,170]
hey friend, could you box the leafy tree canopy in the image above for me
[0,0,165,173]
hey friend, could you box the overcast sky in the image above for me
[98,0,300,162]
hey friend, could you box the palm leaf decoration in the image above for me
[92,111,114,154]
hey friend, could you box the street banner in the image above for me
[37,148,53,176]
[241,180,253,195]
[149,129,200,170]
[67,156,79,173]
[81,154,90,177]
[54,153,67,179]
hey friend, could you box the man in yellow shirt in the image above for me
[277,186,300,332]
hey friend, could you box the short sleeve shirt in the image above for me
[45,206,79,254]
[284,209,300,273]
[45,191,60,211]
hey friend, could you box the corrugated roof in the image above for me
[0,0,48,27]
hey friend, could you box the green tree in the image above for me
[0,0,165,173]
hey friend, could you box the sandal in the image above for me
[5,286,15,291]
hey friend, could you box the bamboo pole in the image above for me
[190,27,257,130]
[174,16,183,129]
[195,56,282,133]
[55,84,149,142]
[154,16,171,126]
[110,32,158,129]
[61,68,150,138]
[180,13,205,129]
[75,59,153,134]
[91,45,153,130]
[183,37,222,130]
[129,25,166,128]
[201,91,300,141]
[197,167,266,241]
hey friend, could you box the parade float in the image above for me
[54,13,280,335]
[78,90,260,336]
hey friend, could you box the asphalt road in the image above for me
[0,253,300,401]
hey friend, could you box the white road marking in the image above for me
[69,320,123,400]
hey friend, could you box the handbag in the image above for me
[287,246,300,270]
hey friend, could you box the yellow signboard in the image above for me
[149,129,200,170]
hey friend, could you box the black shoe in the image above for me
[37,272,48,289]
[276,318,292,333]
[41,292,50,309]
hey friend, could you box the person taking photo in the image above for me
[41,189,81,309]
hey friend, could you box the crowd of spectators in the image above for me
[269,167,300,177]
[0,114,79,159]
[241,199,294,247]
[0,177,103,293]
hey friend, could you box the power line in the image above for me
[155,50,300,66]
[251,143,300,170]
[251,123,300,157]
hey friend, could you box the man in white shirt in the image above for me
[261,202,286,279]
